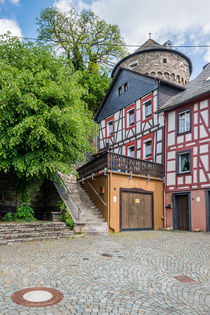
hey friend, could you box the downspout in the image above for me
[163,112,168,228]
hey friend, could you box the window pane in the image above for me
[128,109,134,126]
[128,146,135,157]
[179,111,190,133]
[108,121,113,136]
[145,100,152,118]
[185,112,190,131]
[145,140,152,158]
[180,153,190,172]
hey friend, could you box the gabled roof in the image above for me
[95,68,184,122]
[95,68,158,122]
[160,63,210,111]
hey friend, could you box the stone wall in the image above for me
[0,173,60,220]
[119,50,190,87]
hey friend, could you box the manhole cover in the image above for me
[11,287,63,307]
[173,275,195,283]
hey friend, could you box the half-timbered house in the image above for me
[95,67,183,164]
[162,63,210,232]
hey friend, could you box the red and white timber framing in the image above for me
[165,97,210,192]
[98,90,165,164]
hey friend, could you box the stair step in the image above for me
[0,231,74,240]
[57,173,109,234]
[0,234,82,245]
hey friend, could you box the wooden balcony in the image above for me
[77,151,164,180]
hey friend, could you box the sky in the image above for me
[0,0,210,79]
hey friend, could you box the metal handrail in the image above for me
[86,181,106,207]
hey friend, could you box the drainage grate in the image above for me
[102,253,112,257]
[173,275,195,282]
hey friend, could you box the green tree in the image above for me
[79,67,111,114]
[36,6,128,70]
[0,36,96,190]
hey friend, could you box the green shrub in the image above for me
[3,212,15,221]
[57,200,74,230]
[3,206,36,222]
[16,206,35,221]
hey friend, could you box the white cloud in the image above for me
[0,0,20,4]
[54,0,210,64]
[0,19,22,37]
[10,0,19,4]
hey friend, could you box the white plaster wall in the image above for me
[178,177,183,185]
[157,129,162,141]
[168,151,175,159]
[200,169,207,182]
[177,135,184,144]
[185,133,192,142]
[200,99,208,109]
[200,125,208,138]
[200,155,209,171]
[168,111,175,132]
[167,160,175,172]
[167,172,176,185]
[200,144,208,153]
[168,132,175,146]
[157,143,162,154]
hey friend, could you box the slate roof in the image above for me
[135,39,161,52]
[160,63,210,111]
[95,68,158,122]
[95,68,184,123]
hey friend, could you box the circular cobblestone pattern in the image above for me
[0,231,209,314]
[11,287,63,307]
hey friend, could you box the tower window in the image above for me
[163,58,167,63]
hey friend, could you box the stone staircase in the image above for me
[0,221,75,245]
[56,173,108,234]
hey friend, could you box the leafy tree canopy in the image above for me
[36,6,128,70]
[0,36,96,188]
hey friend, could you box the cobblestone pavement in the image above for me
[0,231,209,315]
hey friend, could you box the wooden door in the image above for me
[177,195,189,231]
[120,189,153,231]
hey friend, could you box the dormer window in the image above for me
[118,82,128,96]
[124,82,128,92]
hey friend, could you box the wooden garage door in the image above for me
[120,189,153,231]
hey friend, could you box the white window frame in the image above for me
[178,151,191,174]
[127,145,135,158]
[178,109,191,134]
[142,99,152,120]
[127,108,135,127]
[107,120,113,137]
[143,139,152,159]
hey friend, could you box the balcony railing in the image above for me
[77,151,164,180]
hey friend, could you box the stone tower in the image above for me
[111,38,192,87]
